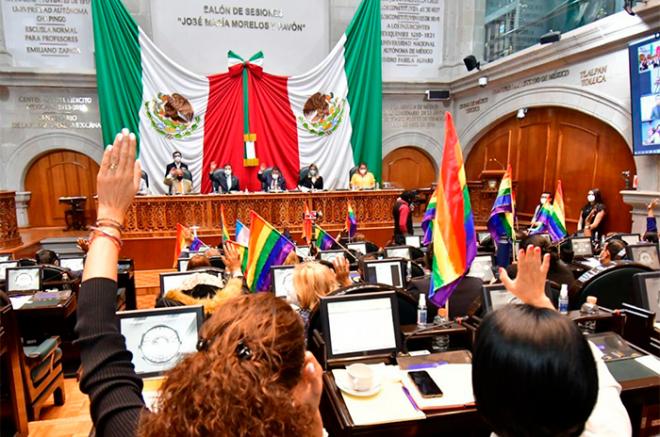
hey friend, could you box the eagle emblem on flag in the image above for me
[298,91,345,136]
[144,92,201,139]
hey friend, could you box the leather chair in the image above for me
[0,293,65,421]
[298,165,310,186]
[348,166,358,184]
[260,167,273,191]
[571,262,654,310]
[141,170,149,188]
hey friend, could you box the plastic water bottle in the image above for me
[417,294,427,328]
[558,284,569,315]
[432,308,450,352]
[406,261,413,283]
[578,296,598,334]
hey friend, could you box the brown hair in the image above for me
[138,293,312,437]
[293,262,338,310]
[187,254,211,270]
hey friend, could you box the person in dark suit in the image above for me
[209,162,240,193]
[164,150,188,177]
[299,163,324,191]
[258,165,287,192]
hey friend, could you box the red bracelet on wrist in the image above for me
[89,226,123,250]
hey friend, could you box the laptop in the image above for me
[570,237,594,259]
[295,245,311,258]
[468,255,494,282]
[633,272,660,322]
[347,242,367,255]
[0,260,19,281]
[405,236,422,248]
[6,266,42,295]
[117,305,205,408]
[385,246,412,260]
[271,265,296,299]
[362,258,405,288]
[319,249,345,263]
[319,291,401,360]
[626,243,660,270]
[60,255,85,272]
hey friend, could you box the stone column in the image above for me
[0,190,22,249]
[15,191,31,228]
[0,4,14,66]
[621,190,660,235]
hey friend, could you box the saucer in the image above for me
[335,372,382,397]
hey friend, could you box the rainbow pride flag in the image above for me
[421,192,437,246]
[429,112,477,306]
[235,219,250,246]
[346,202,357,238]
[315,226,337,251]
[487,165,515,242]
[220,205,230,243]
[245,211,295,291]
[531,180,567,242]
[173,223,190,266]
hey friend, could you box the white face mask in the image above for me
[272,174,280,180]
[587,194,595,203]
[309,169,317,176]
[540,197,548,204]
[174,156,182,164]
[224,169,232,176]
[359,168,367,175]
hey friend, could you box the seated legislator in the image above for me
[299,163,324,191]
[505,234,575,290]
[74,129,324,437]
[209,162,240,193]
[164,168,192,195]
[473,246,631,437]
[598,238,627,266]
[350,162,376,190]
[258,165,287,192]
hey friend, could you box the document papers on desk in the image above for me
[401,364,475,411]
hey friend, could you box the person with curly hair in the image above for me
[75,130,324,437]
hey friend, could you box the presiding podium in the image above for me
[58,196,87,230]
[468,170,515,227]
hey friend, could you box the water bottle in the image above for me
[406,261,413,283]
[558,284,569,315]
[417,294,427,328]
[432,308,450,352]
[578,296,598,334]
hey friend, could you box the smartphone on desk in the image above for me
[408,370,443,398]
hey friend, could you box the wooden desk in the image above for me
[0,191,22,249]
[120,190,402,269]
[320,350,490,437]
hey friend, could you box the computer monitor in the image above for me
[619,233,641,246]
[295,245,311,258]
[117,305,204,378]
[362,259,405,288]
[477,232,490,246]
[177,258,190,272]
[0,254,11,262]
[0,260,18,281]
[633,272,660,322]
[60,255,85,272]
[385,246,411,260]
[6,267,42,293]
[481,284,523,314]
[626,243,660,270]
[319,250,345,263]
[468,255,494,282]
[159,271,204,297]
[571,237,593,258]
[320,291,401,360]
[405,236,421,248]
[271,265,296,299]
[347,242,367,255]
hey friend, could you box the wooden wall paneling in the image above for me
[382,146,437,189]
[516,121,552,220]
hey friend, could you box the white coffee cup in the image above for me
[346,363,374,392]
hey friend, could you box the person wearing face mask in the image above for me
[530,191,552,229]
[258,164,287,192]
[299,163,324,191]
[350,162,376,190]
[209,162,240,193]
[164,151,190,195]
[164,168,192,195]
[577,188,606,239]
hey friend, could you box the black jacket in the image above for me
[210,171,240,193]
[164,162,189,177]
[299,175,324,190]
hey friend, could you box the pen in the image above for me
[402,386,420,411]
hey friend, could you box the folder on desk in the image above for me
[401,364,475,411]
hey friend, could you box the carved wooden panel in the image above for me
[0,191,22,249]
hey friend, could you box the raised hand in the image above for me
[221,242,242,274]
[499,245,554,310]
[210,161,217,172]
[332,255,352,287]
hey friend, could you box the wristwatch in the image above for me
[138,324,182,364]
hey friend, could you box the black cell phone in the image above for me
[408,370,443,398]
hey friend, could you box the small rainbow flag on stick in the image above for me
[421,192,437,246]
[487,165,515,242]
[429,112,478,306]
[245,211,295,291]
[315,226,337,251]
[220,205,230,243]
[346,202,357,239]
[531,180,567,242]
[173,223,190,266]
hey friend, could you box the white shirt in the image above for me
[225,174,233,191]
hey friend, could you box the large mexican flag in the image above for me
[92,0,382,194]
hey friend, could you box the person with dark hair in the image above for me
[35,249,60,266]
[299,163,324,191]
[350,162,376,190]
[186,254,211,270]
[599,238,627,265]
[530,191,552,228]
[75,130,324,436]
[392,190,415,245]
[209,162,240,193]
[163,150,188,178]
[258,164,287,192]
[644,198,659,244]
[473,245,631,437]
[577,188,606,239]
[505,233,575,290]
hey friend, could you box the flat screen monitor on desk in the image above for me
[347,242,367,255]
[571,237,594,258]
[60,255,85,272]
[619,233,641,246]
[177,258,190,272]
[271,265,295,299]
[0,260,18,281]
[405,236,421,248]
[295,245,311,258]
[633,271,660,322]
[362,259,404,288]
[320,291,401,360]
[626,243,660,270]
[0,254,11,262]
[6,267,42,294]
[158,270,221,297]
[468,255,494,282]
[385,246,411,260]
[481,284,522,314]
[319,250,345,263]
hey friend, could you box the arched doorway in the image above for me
[382,146,436,189]
[25,150,100,227]
[465,107,636,233]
